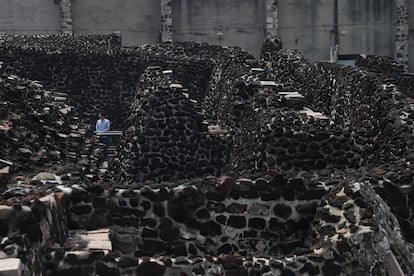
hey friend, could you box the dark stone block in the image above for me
[248,218,266,230]
[136,260,166,276]
[159,227,180,242]
[217,243,233,254]
[319,225,336,237]
[226,203,247,213]
[95,261,120,276]
[261,231,279,241]
[189,243,198,255]
[280,269,295,276]
[141,218,157,227]
[141,189,158,201]
[129,197,139,207]
[244,230,258,238]
[229,189,241,200]
[207,201,225,212]
[254,178,270,190]
[216,215,227,224]
[259,191,280,201]
[305,188,326,200]
[295,203,317,216]
[118,256,138,268]
[319,208,341,223]
[50,267,83,276]
[322,260,341,276]
[167,242,187,256]
[274,204,292,219]
[227,216,246,229]
[196,208,211,219]
[200,221,222,236]
[206,192,226,201]
[300,262,320,275]
[71,205,92,215]
[92,197,107,208]
[121,190,138,198]
[141,200,151,210]
[153,202,165,217]
[142,240,167,253]
[113,207,145,217]
[142,228,158,238]
[282,187,295,201]
[159,218,173,229]
[289,177,306,191]
[113,216,139,228]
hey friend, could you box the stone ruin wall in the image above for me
[264,47,414,165]
[1,174,414,275]
[262,43,414,243]
[0,35,213,129]
[0,35,414,275]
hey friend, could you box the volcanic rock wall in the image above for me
[0,192,67,274]
[47,175,414,275]
[0,36,214,128]
[0,75,86,175]
[356,55,414,97]
[263,48,414,243]
[264,50,414,165]
[114,67,231,183]
[202,45,361,175]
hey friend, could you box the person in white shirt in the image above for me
[96,113,110,155]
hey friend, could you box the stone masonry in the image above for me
[60,0,73,34]
[394,0,409,71]
[161,0,173,42]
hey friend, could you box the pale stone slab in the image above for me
[0,258,22,276]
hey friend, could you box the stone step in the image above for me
[0,258,22,276]
[65,229,111,252]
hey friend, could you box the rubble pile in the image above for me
[0,75,85,175]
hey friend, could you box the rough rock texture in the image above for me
[114,67,231,183]
[0,75,92,176]
[0,35,214,128]
[356,55,414,97]
[264,50,414,165]
[0,193,67,275]
[0,35,414,275]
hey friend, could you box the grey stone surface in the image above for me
[71,0,161,46]
[171,0,266,58]
[0,0,60,34]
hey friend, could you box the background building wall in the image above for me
[0,0,61,34]
[71,0,161,46]
[277,0,394,62]
[0,0,412,71]
[278,0,334,62]
[409,0,414,72]
[338,0,393,57]
[171,0,266,57]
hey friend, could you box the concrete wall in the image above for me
[338,0,393,57]
[171,0,266,57]
[278,0,394,62]
[0,0,61,34]
[278,0,334,62]
[409,0,414,72]
[71,0,161,46]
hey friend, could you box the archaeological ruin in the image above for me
[0,34,414,275]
